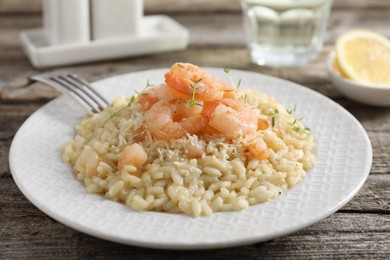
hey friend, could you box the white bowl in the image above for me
[327,51,390,106]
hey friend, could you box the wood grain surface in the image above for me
[0,1,389,259]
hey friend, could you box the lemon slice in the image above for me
[336,29,390,85]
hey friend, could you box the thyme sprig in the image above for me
[180,78,203,107]
[290,118,311,133]
[108,95,137,120]
[287,104,297,115]
[269,107,279,127]
[287,104,311,133]
[105,80,151,122]
[146,80,152,88]
[224,66,241,90]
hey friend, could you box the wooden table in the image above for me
[1,1,389,258]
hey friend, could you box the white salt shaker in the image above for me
[91,0,143,41]
[43,0,90,45]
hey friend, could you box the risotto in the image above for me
[62,63,316,217]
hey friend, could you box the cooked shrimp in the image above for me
[164,63,236,102]
[118,143,147,171]
[246,137,269,161]
[145,99,208,140]
[75,149,100,178]
[138,84,189,110]
[186,138,206,159]
[162,84,192,100]
[222,83,238,99]
[137,86,160,110]
[258,118,270,130]
[207,99,258,138]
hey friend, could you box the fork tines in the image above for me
[31,71,109,114]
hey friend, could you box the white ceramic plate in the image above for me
[10,69,372,249]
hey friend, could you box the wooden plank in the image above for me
[0,0,42,14]
[369,132,390,174]
[0,139,11,177]
[369,132,390,175]
[1,0,390,14]
[1,45,390,104]
[0,103,43,140]
[0,184,389,260]
[341,174,390,212]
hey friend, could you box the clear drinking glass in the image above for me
[240,0,333,68]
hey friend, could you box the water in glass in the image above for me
[241,0,332,67]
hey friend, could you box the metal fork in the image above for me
[31,71,109,114]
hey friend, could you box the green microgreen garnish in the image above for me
[224,66,241,90]
[244,93,248,103]
[237,79,241,90]
[292,126,301,132]
[289,119,297,126]
[180,78,203,107]
[107,95,136,120]
[105,80,151,123]
[269,107,279,127]
[146,79,152,88]
[291,123,311,133]
[287,105,310,133]
[287,104,297,115]
[110,111,120,118]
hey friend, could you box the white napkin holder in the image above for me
[20,0,188,68]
